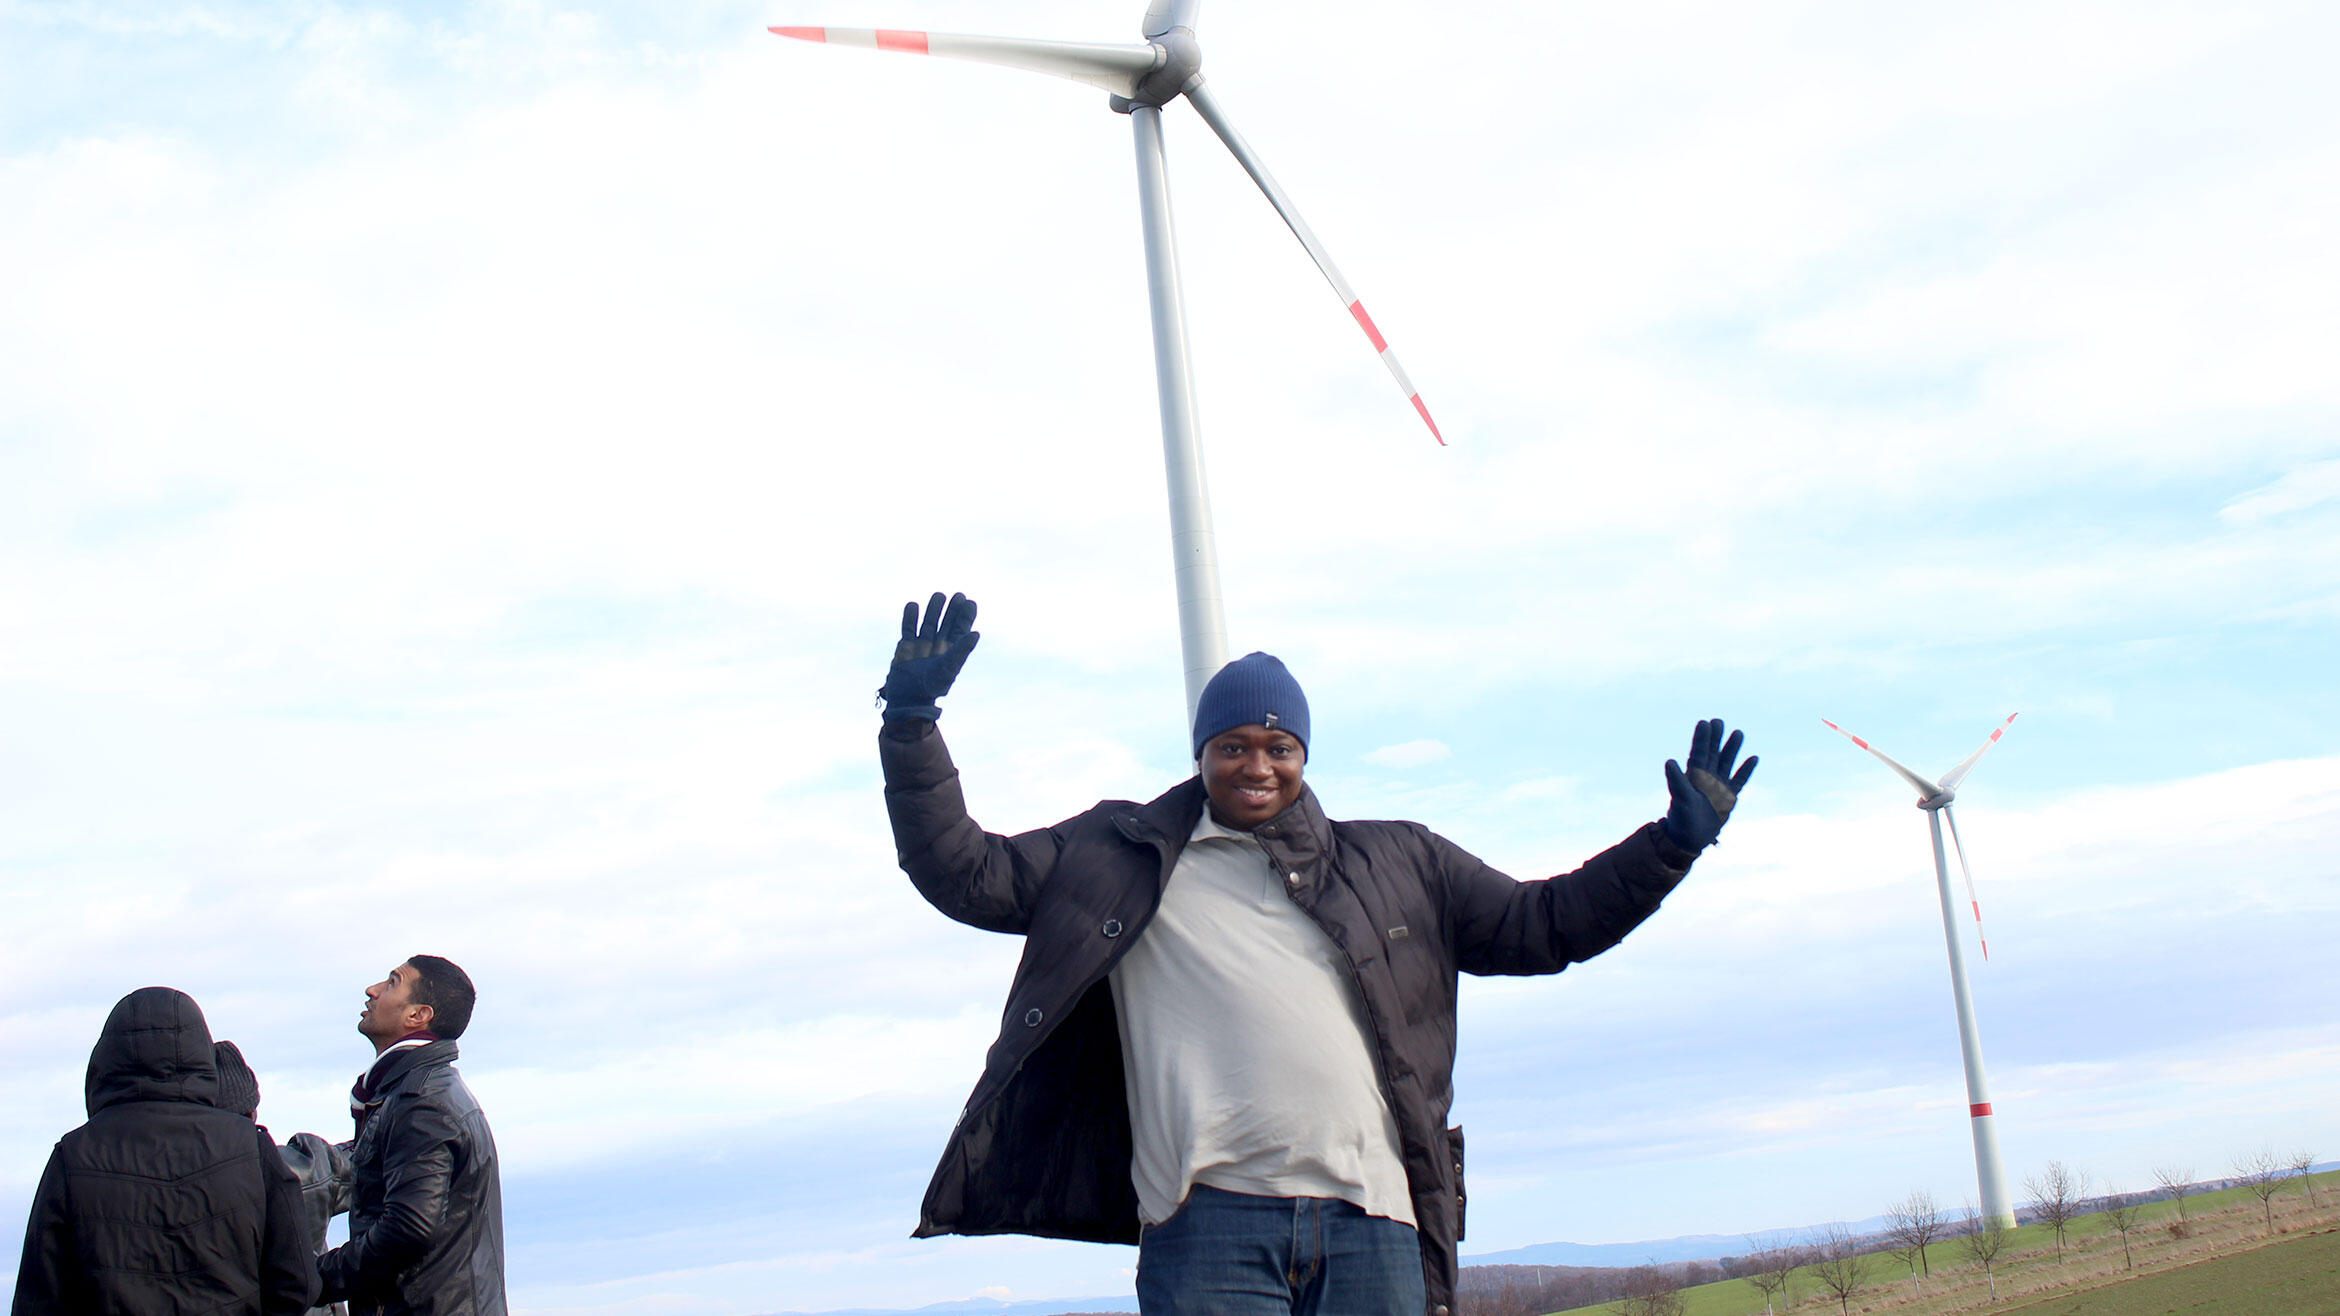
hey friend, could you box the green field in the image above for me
[1990,1227,2340,1315]
[1544,1172,2339,1316]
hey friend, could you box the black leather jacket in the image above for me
[11,987,316,1316]
[318,1042,506,1316]
[880,718,1698,1316]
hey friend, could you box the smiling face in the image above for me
[358,962,435,1052]
[1200,724,1306,831]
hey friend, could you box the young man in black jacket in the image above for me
[875,594,1756,1316]
[317,956,507,1316]
[11,987,317,1316]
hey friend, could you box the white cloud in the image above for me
[2222,460,2340,525]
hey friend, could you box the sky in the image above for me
[3,0,2336,1311]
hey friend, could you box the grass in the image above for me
[1987,1226,2340,1315]
[1545,1171,2340,1316]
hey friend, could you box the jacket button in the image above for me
[1102,919,1123,938]
[1432,1307,1450,1316]
[1259,825,1279,837]
[1023,1008,1044,1027]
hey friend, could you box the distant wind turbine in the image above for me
[1824,713,2020,1230]
[772,0,1444,722]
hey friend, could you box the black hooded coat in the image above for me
[10,987,317,1316]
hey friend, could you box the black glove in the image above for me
[880,591,979,720]
[1662,718,1757,851]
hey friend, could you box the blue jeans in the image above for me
[1136,1185,1427,1316]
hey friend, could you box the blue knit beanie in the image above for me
[1191,652,1310,759]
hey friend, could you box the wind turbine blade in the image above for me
[1943,805,1991,961]
[1143,0,1200,38]
[770,27,1160,97]
[1821,718,1944,803]
[1938,712,2019,793]
[1183,82,1446,445]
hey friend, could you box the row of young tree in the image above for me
[1457,1146,2324,1316]
[2023,1146,2323,1262]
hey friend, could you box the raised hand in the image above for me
[880,592,980,720]
[1662,718,1758,851]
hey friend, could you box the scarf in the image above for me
[350,1034,438,1122]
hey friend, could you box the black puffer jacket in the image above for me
[317,1042,505,1316]
[880,719,1699,1316]
[10,987,317,1316]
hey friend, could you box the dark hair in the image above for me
[404,955,477,1040]
[212,1040,260,1118]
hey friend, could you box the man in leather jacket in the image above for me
[875,594,1757,1316]
[317,957,506,1316]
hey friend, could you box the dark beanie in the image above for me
[1191,652,1310,758]
[212,1040,260,1118]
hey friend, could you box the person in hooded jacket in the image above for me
[874,593,1758,1316]
[10,987,317,1316]
[316,956,504,1316]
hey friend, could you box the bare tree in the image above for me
[1957,1202,2011,1302]
[2025,1160,2089,1258]
[2153,1165,2195,1235]
[2098,1188,2145,1269]
[1608,1264,1686,1316]
[1803,1223,1869,1316]
[1883,1188,1947,1290]
[2289,1149,2320,1208]
[1741,1234,1801,1316]
[2234,1147,2289,1235]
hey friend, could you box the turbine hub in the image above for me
[1111,26,1200,111]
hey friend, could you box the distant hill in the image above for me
[1462,1214,1894,1269]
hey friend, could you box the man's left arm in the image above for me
[318,1104,461,1301]
[1444,718,1756,974]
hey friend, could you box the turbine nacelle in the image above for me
[1824,712,2018,961]
[1114,26,1200,111]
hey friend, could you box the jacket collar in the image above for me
[357,1037,458,1105]
[1114,775,1209,848]
[1244,784,1333,884]
[1115,777,1334,878]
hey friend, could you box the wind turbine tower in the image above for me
[771,1,1444,725]
[1824,714,2021,1230]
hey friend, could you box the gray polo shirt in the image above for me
[1108,809,1414,1227]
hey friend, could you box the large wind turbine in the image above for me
[1823,713,2020,1230]
[771,1,1442,722]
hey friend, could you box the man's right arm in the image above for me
[317,1105,460,1303]
[880,717,1069,934]
[874,590,1071,933]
